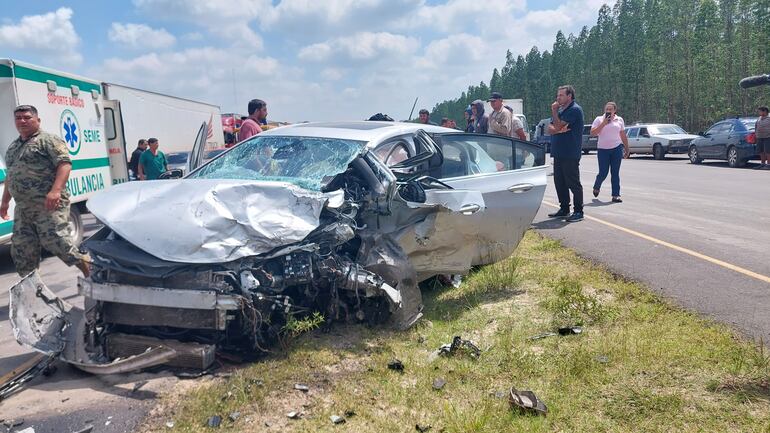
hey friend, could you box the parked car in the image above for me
[534,118,552,153]
[11,121,547,373]
[623,123,699,159]
[688,117,758,167]
[166,151,190,173]
[582,124,598,154]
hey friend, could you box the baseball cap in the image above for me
[487,92,504,101]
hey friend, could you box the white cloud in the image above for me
[109,23,176,50]
[260,0,421,39]
[133,0,266,49]
[298,32,419,64]
[0,7,81,66]
[321,68,345,81]
[397,0,527,34]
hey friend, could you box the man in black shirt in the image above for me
[547,85,585,222]
[128,139,147,181]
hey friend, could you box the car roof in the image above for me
[259,121,456,147]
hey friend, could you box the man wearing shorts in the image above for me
[756,106,770,169]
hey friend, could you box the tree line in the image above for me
[430,0,770,133]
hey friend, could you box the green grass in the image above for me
[141,231,770,433]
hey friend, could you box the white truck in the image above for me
[0,58,224,245]
[483,98,529,140]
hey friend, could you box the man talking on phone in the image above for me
[547,85,585,222]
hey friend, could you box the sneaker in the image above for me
[565,211,584,222]
[592,188,600,198]
[547,208,570,218]
[611,196,623,203]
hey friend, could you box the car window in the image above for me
[639,127,649,137]
[648,125,686,135]
[708,123,731,134]
[740,118,759,131]
[627,128,638,138]
[373,141,410,165]
[437,134,544,178]
[189,135,366,191]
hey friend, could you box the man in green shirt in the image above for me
[138,137,168,180]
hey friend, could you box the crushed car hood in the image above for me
[87,179,344,263]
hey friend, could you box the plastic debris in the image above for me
[557,326,583,336]
[508,386,548,416]
[437,336,481,359]
[16,428,35,433]
[165,421,175,428]
[416,424,432,432]
[594,355,609,363]
[432,378,446,390]
[207,415,222,428]
[294,383,309,392]
[528,332,558,340]
[330,415,346,424]
[387,359,405,373]
[229,412,240,422]
[287,411,300,419]
[72,426,93,433]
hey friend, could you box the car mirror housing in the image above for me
[158,169,184,180]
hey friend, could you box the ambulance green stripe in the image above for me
[13,65,101,93]
[72,157,110,170]
[0,65,12,78]
[0,220,12,237]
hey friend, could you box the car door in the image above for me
[702,122,730,157]
[723,120,741,157]
[431,133,547,266]
[626,127,639,153]
[637,127,652,154]
[185,122,208,174]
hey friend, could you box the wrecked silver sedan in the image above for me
[10,122,546,372]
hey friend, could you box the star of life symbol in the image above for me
[59,109,80,155]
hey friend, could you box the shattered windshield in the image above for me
[188,135,366,191]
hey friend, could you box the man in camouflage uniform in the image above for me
[0,105,90,277]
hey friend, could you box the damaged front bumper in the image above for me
[9,272,177,374]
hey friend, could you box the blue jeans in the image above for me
[593,144,623,197]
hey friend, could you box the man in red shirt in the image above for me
[239,99,267,141]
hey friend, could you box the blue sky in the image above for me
[0,0,608,122]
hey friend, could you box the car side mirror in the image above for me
[158,169,184,180]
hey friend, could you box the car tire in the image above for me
[688,146,702,164]
[727,146,746,168]
[69,205,84,246]
[653,144,665,160]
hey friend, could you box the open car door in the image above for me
[185,122,208,174]
[431,133,547,266]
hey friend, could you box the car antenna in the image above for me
[407,97,419,121]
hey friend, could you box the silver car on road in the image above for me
[624,123,700,159]
[11,121,547,373]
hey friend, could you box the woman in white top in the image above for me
[590,102,630,202]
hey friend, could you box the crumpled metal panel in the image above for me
[10,272,177,374]
[87,179,344,263]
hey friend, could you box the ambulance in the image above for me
[0,59,223,245]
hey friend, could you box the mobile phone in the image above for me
[605,112,611,118]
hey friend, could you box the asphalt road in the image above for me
[0,215,180,433]
[533,153,770,341]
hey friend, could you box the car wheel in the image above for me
[688,146,702,164]
[69,205,84,246]
[653,144,665,160]
[727,146,746,168]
